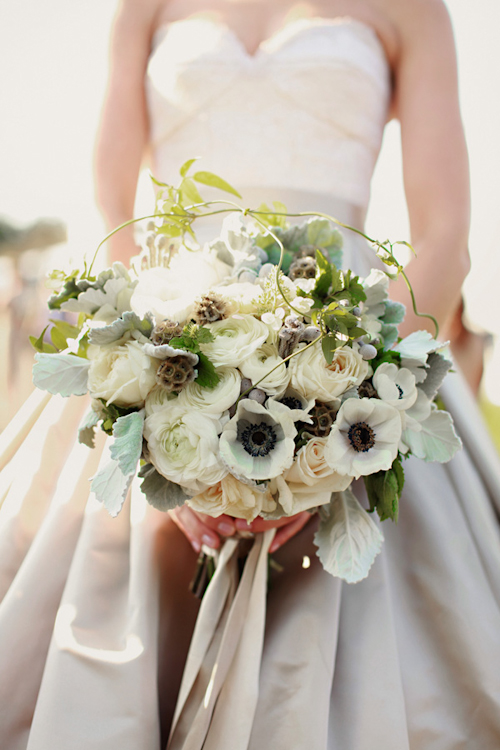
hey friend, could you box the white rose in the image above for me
[239,343,290,396]
[177,367,241,415]
[130,246,231,323]
[200,314,269,367]
[289,343,369,401]
[143,404,227,493]
[187,474,276,522]
[87,340,157,407]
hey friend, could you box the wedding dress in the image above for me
[1,16,500,750]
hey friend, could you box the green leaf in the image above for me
[91,459,133,517]
[29,325,57,353]
[33,353,90,397]
[321,335,341,365]
[179,177,204,206]
[195,352,220,388]
[393,330,442,362]
[314,249,333,299]
[179,157,200,177]
[364,459,405,523]
[138,464,189,511]
[78,408,101,449]
[194,326,215,345]
[192,170,242,198]
[50,325,68,350]
[313,487,384,583]
[110,410,145,476]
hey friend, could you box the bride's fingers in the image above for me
[235,512,305,533]
[269,512,311,553]
[195,512,237,537]
[169,506,221,552]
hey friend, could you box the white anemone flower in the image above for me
[325,398,401,478]
[271,386,315,424]
[219,398,297,481]
[372,363,418,410]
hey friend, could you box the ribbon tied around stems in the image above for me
[168,528,275,750]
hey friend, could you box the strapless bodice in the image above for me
[146,16,391,210]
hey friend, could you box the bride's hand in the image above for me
[169,506,311,554]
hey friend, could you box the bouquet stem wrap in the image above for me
[168,529,275,750]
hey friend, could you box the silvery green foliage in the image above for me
[91,460,134,517]
[109,410,146,475]
[88,311,154,346]
[276,218,343,267]
[138,464,190,511]
[91,410,145,517]
[402,409,462,463]
[393,330,443,363]
[33,353,90,397]
[61,263,137,321]
[78,408,101,448]
[143,342,199,363]
[419,352,452,400]
[381,299,406,325]
[314,488,384,583]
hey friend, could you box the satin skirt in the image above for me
[1,191,500,749]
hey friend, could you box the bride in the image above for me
[1,0,500,747]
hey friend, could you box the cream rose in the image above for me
[239,343,290,396]
[87,340,157,407]
[143,404,227,494]
[289,343,369,401]
[187,474,277,522]
[285,437,354,493]
[200,314,269,367]
[177,367,241,415]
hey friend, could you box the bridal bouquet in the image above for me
[31,161,461,583]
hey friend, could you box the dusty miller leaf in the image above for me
[109,410,145,476]
[78,408,101,448]
[88,311,153,346]
[382,300,406,325]
[403,409,462,463]
[419,352,452,399]
[138,464,190,511]
[33,353,90,396]
[313,487,384,583]
[393,331,443,363]
[91,460,133,517]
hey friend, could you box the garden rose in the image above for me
[289,343,369,401]
[87,340,157,407]
[187,474,276,522]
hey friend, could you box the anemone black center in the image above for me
[240,421,277,457]
[348,421,376,452]
[280,396,302,410]
[396,384,404,399]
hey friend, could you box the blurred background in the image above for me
[0,1,499,446]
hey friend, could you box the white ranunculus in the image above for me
[219,398,296,481]
[87,340,157,407]
[289,343,369,401]
[200,314,269,367]
[187,474,277,522]
[130,246,231,323]
[239,343,290,397]
[325,398,402,478]
[372,363,418,410]
[178,367,241,415]
[144,384,177,416]
[143,404,227,493]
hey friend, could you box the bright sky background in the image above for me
[1,0,499,396]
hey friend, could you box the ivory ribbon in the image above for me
[167,528,275,750]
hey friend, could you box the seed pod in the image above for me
[151,320,183,345]
[194,293,228,325]
[156,355,196,393]
[288,256,317,280]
